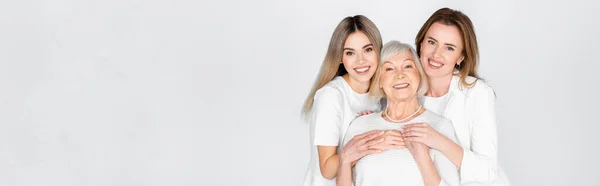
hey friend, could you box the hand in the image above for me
[406,140,430,159]
[340,130,385,165]
[370,130,405,151]
[402,122,451,151]
[357,110,375,117]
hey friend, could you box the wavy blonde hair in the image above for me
[301,15,383,117]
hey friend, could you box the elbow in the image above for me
[320,171,336,180]
[319,165,336,180]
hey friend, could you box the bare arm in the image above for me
[317,146,340,179]
[336,159,353,186]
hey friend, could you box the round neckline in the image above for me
[377,109,428,125]
[337,76,370,96]
[424,92,450,100]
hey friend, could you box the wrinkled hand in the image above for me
[357,110,375,117]
[340,130,385,165]
[402,122,451,150]
[370,130,406,151]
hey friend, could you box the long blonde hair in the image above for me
[301,15,383,117]
[415,8,480,88]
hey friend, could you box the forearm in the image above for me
[416,155,441,186]
[439,139,464,168]
[320,154,340,179]
[336,161,353,186]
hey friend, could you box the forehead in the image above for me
[426,22,463,47]
[384,50,414,64]
[344,31,371,47]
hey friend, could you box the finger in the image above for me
[404,136,425,144]
[364,137,385,148]
[402,127,429,133]
[402,131,425,138]
[385,135,405,143]
[360,130,385,143]
[384,130,404,138]
[402,122,428,129]
[390,143,406,149]
[360,149,383,157]
[367,110,374,114]
[358,130,382,139]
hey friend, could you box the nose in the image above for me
[432,45,442,58]
[356,52,366,65]
[394,69,405,79]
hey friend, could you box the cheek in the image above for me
[367,53,378,64]
[420,45,433,56]
[341,54,355,64]
[409,71,421,87]
[380,73,392,86]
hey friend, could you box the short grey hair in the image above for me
[369,40,429,100]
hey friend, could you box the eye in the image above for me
[345,51,354,56]
[427,40,435,45]
[404,64,413,69]
[365,47,373,52]
[446,47,455,51]
[385,67,394,71]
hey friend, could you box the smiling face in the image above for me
[419,22,465,79]
[379,50,421,102]
[341,31,378,83]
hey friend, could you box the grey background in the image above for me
[1,0,599,185]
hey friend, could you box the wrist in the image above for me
[414,152,432,163]
[339,155,352,166]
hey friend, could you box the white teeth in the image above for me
[355,67,369,73]
[429,61,443,67]
[393,83,409,88]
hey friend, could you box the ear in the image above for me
[456,55,465,66]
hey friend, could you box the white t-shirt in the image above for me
[341,110,460,186]
[421,93,451,116]
[303,76,381,186]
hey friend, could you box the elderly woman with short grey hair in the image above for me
[337,41,460,186]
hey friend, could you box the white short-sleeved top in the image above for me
[303,76,381,186]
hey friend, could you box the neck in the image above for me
[427,75,453,97]
[385,97,420,120]
[343,74,369,94]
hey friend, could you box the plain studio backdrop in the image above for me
[1,0,599,185]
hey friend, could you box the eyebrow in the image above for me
[426,36,457,48]
[343,43,373,51]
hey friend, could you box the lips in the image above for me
[427,58,444,69]
[392,83,409,89]
[354,66,370,74]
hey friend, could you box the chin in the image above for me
[352,74,373,82]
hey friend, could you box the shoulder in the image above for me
[345,113,378,143]
[315,77,346,99]
[421,110,450,129]
[453,75,496,98]
[422,110,455,135]
[349,113,378,132]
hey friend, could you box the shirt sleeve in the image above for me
[460,84,499,184]
[311,87,343,146]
